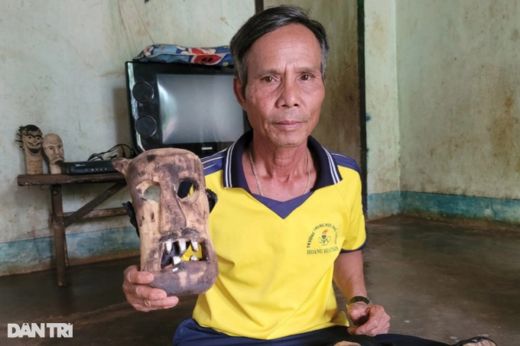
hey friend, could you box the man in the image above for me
[123,6,496,346]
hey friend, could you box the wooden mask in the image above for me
[113,148,218,296]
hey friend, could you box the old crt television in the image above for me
[125,61,249,156]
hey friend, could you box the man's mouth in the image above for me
[273,119,305,131]
[160,238,208,271]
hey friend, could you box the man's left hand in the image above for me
[347,302,390,336]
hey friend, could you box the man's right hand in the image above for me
[123,265,179,312]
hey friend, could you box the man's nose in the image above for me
[276,78,300,108]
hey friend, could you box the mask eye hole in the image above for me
[141,183,160,202]
[176,179,199,200]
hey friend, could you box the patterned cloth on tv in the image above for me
[133,44,233,66]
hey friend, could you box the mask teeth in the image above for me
[160,238,205,269]
[177,239,187,255]
[162,239,188,256]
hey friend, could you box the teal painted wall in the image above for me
[0,228,139,276]
[368,191,520,224]
[367,191,401,219]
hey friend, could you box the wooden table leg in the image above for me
[50,184,68,286]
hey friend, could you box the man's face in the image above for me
[22,129,43,155]
[234,24,325,149]
[43,134,64,164]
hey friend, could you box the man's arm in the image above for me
[333,251,390,336]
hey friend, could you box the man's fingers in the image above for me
[351,315,380,336]
[143,295,179,309]
[347,302,369,324]
[122,264,178,312]
[129,296,178,311]
[348,304,390,336]
[124,265,154,284]
[125,285,179,311]
[134,285,167,300]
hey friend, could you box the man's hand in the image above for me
[123,265,179,312]
[347,302,390,336]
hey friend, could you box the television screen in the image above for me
[157,74,244,145]
[125,61,249,156]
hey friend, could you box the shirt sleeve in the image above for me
[341,170,366,252]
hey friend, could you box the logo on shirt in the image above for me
[318,230,331,246]
[306,223,339,255]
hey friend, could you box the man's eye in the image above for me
[262,76,275,82]
[301,74,312,81]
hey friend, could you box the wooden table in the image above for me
[17,172,128,286]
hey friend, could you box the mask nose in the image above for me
[160,192,187,234]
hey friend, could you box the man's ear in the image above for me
[233,77,247,109]
[112,157,131,175]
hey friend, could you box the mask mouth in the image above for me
[159,238,209,271]
[153,231,218,296]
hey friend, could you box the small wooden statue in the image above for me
[43,133,64,174]
[17,125,44,175]
[113,148,218,296]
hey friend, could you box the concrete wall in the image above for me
[364,0,401,218]
[0,0,254,275]
[397,0,520,198]
[366,0,520,222]
[397,0,520,222]
[265,0,362,163]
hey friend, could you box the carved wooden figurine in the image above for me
[42,134,64,174]
[17,125,44,175]
[112,149,218,296]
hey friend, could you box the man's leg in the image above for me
[173,319,379,346]
[375,333,449,346]
[173,320,495,346]
[172,319,266,346]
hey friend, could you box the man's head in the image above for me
[230,6,329,92]
[19,125,43,155]
[230,6,328,149]
[43,134,64,164]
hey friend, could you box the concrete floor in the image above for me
[0,215,518,345]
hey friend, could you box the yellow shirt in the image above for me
[193,134,366,339]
